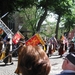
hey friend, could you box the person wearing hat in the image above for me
[57,52,75,75]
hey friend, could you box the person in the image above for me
[58,40,64,57]
[0,37,3,57]
[0,37,5,59]
[3,38,13,65]
[15,45,51,75]
[57,52,75,75]
[47,42,52,57]
[69,41,75,53]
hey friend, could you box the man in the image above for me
[57,52,75,75]
[3,38,13,65]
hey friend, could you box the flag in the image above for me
[25,33,45,46]
[12,31,25,44]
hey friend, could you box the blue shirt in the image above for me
[57,70,75,75]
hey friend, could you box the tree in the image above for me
[19,6,38,35]
[33,0,73,38]
[53,0,73,39]
[0,0,37,25]
[0,0,74,39]
[64,16,75,32]
[63,2,75,32]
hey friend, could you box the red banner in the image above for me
[25,33,45,46]
[12,31,24,44]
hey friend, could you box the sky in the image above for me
[43,13,57,25]
[47,13,57,22]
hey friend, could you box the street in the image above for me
[0,52,63,75]
[50,55,63,75]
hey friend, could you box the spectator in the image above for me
[57,52,75,75]
[15,45,51,75]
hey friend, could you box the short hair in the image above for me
[19,45,51,75]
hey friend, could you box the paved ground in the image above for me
[0,57,18,75]
[0,54,63,75]
[49,55,63,75]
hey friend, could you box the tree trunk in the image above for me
[68,24,70,32]
[55,15,61,39]
[36,8,47,32]
[36,0,48,32]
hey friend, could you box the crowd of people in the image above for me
[0,37,13,65]
[43,34,75,58]
[0,33,75,75]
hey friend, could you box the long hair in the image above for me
[19,45,51,75]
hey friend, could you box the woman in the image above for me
[15,45,51,75]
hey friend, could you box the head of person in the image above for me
[19,45,51,75]
[62,52,75,71]
[18,38,25,46]
[6,38,10,42]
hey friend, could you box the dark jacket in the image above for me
[57,72,75,75]
[3,43,10,63]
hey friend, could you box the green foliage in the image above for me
[64,16,75,31]
[19,6,41,34]
[0,0,75,38]
[61,1,75,32]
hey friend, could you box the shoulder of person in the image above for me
[56,72,75,75]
